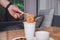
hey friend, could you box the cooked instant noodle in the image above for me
[26,13,34,23]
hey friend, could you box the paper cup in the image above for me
[23,22,36,40]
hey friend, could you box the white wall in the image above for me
[38,0,59,15]
[58,0,60,15]
[48,0,58,15]
[24,0,36,16]
[50,0,60,15]
[39,0,49,10]
[24,0,60,16]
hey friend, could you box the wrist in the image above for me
[5,2,12,10]
[0,0,10,8]
[5,1,10,8]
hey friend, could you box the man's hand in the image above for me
[8,5,24,19]
[0,0,24,19]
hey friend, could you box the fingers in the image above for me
[13,13,18,19]
[9,10,21,19]
[15,7,24,18]
[13,13,21,19]
[8,5,24,19]
[12,5,24,14]
[17,7,24,14]
[16,13,21,18]
[13,6,24,17]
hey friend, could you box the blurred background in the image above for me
[0,0,60,27]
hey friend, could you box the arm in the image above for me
[0,0,10,8]
[0,0,24,19]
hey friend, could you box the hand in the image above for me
[8,5,24,19]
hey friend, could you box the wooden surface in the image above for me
[0,31,8,40]
[7,30,25,40]
[0,27,60,40]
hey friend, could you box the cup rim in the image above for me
[23,22,36,24]
[35,31,49,34]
